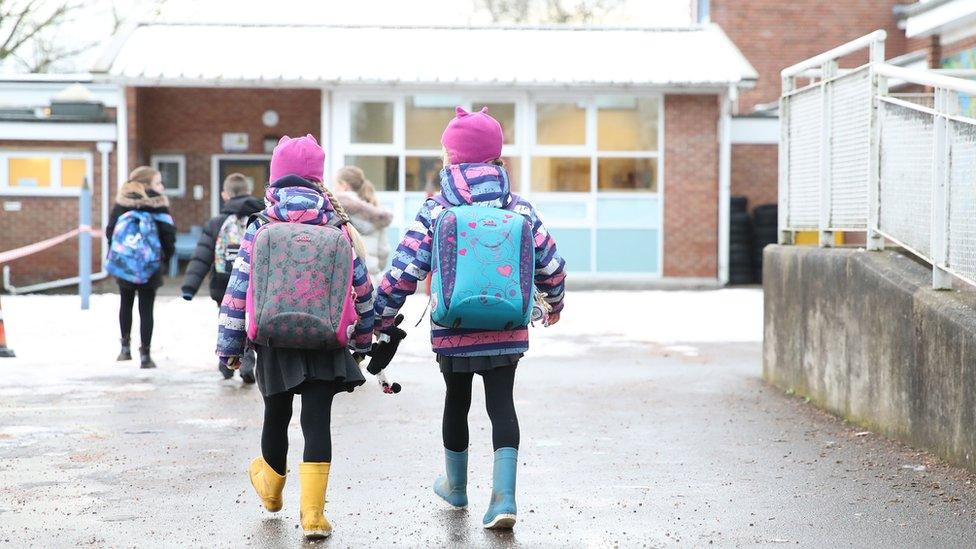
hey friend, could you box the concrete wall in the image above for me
[764,245,976,471]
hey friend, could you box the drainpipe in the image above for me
[717,85,734,286]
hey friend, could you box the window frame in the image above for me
[0,150,94,197]
[150,154,187,198]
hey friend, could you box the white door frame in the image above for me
[210,153,272,216]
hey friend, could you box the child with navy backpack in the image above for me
[373,107,567,530]
[216,135,374,540]
[106,166,176,369]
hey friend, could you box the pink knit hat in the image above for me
[441,106,503,164]
[270,134,325,183]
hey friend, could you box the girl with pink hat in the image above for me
[372,106,567,529]
[216,134,375,540]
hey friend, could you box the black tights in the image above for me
[119,286,156,347]
[261,380,336,476]
[442,366,519,452]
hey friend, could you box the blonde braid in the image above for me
[322,186,369,261]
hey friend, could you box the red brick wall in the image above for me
[731,143,778,211]
[712,0,908,113]
[131,87,322,230]
[0,142,115,286]
[940,34,976,61]
[664,95,719,278]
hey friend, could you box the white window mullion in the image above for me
[51,153,62,189]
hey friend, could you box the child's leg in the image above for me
[299,381,336,462]
[118,286,136,339]
[481,366,519,450]
[442,372,474,452]
[135,286,156,347]
[262,391,294,475]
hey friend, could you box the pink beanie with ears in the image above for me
[441,106,504,164]
[269,134,325,183]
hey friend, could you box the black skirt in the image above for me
[255,345,366,397]
[437,353,522,375]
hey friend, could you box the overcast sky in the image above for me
[28,0,693,73]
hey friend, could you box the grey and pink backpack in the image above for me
[245,216,359,349]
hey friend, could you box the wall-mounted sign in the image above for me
[3,201,21,212]
[222,132,249,152]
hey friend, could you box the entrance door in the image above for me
[212,155,271,215]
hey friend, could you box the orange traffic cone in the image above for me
[0,293,15,358]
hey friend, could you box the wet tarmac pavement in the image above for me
[1,292,976,548]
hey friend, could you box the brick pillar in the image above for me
[663,94,720,278]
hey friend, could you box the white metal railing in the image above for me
[779,30,976,289]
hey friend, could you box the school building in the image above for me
[3,2,972,290]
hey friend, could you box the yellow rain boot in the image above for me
[248,457,286,512]
[299,462,333,539]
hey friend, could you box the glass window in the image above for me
[405,156,443,192]
[406,96,459,150]
[474,102,516,144]
[345,155,399,191]
[536,102,586,146]
[60,158,87,188]
[350,102,394,144]
[598,97,659,151]
[9,157,51,188]
[157,161,182,192]
[531,157,590,192]
[597,158,657,192]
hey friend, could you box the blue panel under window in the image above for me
[596,197,660,228]
[530,200,588,224]
[385,226,401,268]
[549,228,591,272]
[597,229,659,273]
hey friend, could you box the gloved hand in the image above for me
[181,291,193,301]
[366,314,406,375]
[219,356,241,370]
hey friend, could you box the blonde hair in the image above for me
[128,166,160,186]
[335,165,378,206]
[321,185,369,261]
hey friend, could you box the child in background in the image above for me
[373,107,566,529]
[216,135,374,540]
[106,166,176,369]
[332,166,393,283]
[181,172,264,383]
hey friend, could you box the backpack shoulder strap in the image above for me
[326,215,347,230]
[247,213,271,228]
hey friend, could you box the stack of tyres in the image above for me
[752,204,778,283]
[729,196,754,284]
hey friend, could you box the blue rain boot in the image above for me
[433,448,468,509]
[483,447,518,529]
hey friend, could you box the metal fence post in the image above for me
[931,87,953,290]
[778,75,794,244]
[79,177,92,309]
[819,61,837,247]
[867,43,886,251]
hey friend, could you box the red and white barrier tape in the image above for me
[0,227,103,265]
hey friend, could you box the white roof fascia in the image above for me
[0,121,117,142]
[904,0,976,38]
[96,22,758,90]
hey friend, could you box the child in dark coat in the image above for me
[181,173,263,382]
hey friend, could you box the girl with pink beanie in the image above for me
[373,107,567,529]
[216,135,375,540]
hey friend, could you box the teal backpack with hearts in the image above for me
[430,196,535,330]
